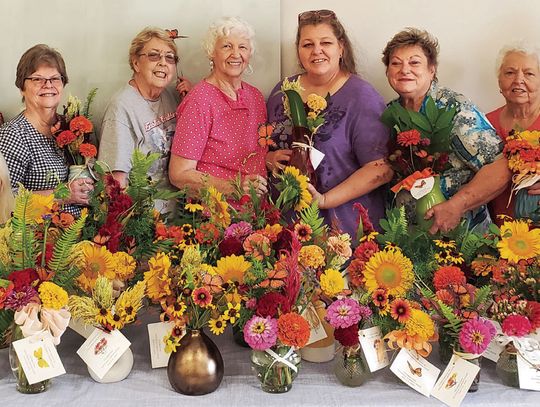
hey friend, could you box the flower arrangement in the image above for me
[51,90,98,166]
[381,96,457,194]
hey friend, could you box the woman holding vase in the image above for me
[266,9,393,239]
[0,44,92,215]
[382,28,510,233]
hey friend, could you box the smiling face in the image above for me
[499,51,540,107]
[297,23,343,78]
[211,32,252,81]
[21,65,64,111]
[132,37,176,91]
[386,45,435,103]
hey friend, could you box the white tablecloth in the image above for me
[1,312,539,406]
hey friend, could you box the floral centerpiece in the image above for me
[51,91,98,178]
[502,129,540,222]
[380,96,456,228]
[0,186,87,392]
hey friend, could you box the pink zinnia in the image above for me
[4,286,38,311]
[326,298,361,329]
[224,221,253,241]
[502,314,532,337]
[459,318,496,355]
[243,315,278,350]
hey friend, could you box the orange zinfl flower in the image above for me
[69,115,93,134]
[277,312,310,348]
[384,327,438,358]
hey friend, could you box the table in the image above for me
[1,314,539,406]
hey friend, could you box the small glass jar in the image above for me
[496,343,519,388]
[453,348,481,392]
[333,345,371,387]
[251,345,301,393]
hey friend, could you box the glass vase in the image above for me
[334,346,371,387]
[251,345,301,393]
[496,343,519,388]
[438,325,454,365]
[8,325,50,394]
[514,188,540,223]
[453,348,481,392]
[415,176,446,230]
[68,164,92,182]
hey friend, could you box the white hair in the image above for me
[202,17,256,58]
[495,40,540,76]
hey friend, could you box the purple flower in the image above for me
[358,305,372,320]
[326,298,361,329]
[4,286,39,311]
[243,315,278,350]
[224,221,253,241]
[459,318,496,355]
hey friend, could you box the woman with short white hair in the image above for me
[169,17,268,196]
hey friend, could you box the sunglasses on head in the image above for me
[298,9,336,23]
[138,51,178,65]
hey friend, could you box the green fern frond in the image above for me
[470,285,492,310]
[82,88,98,119]
[377,206,408,244]
[437,300,463,336]
[49,212,87,280]
[10,187,37,269]
[299,202,327,239]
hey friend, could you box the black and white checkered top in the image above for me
[0,112,80,215]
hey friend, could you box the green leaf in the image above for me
[284,90,307,128]
[425,96,438,124]
[434,106,457,130]
[299,201,327,239]
[409,111,433,132]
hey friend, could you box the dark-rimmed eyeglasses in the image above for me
[24,76,64,87]
[298,9,336,23]
[138,51,178,64]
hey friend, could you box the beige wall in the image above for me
[280,0,540,113]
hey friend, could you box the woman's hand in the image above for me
[425,199,463,234]
[242,174,268,196]
[67,177,94,205]
[307,183,328,209]
[176,77,192,96]
[265,149,292,174]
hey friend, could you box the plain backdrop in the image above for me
[2,0,540,131]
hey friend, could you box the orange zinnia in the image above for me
[277,312,310,348]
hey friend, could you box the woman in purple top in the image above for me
[266,10,393,238]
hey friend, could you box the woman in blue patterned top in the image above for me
[0,44,92,215]
[382,28,511,233]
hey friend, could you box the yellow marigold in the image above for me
[364,249,413,296]
[306,93,327,112]
[404,309,435,342]
[38,282,68,309]
[111,251,136,281]
[299,245,325,269]
[319,268,344,297]
[144,252,172,302]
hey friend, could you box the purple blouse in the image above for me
[267,75,390,238]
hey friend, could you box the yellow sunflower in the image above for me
[320,268,345,297]
[77,243,115,292]
[282,166,312,211]
[25,193,54,224]
[363,248,413,296]
[216,254,251,284]
[498,220,540,262]
[144,253,172,302]
[111,251,136,281]
[404,309,435,341]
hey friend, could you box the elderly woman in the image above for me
[266,10,392,238]
[0,44,91,214]
[98,27,190,212]
[382,28,511,233]
[169,17,268,196]
[487,43,540,222]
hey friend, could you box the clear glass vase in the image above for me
[9,325,50,394]
[438,326,454,365]
[496,343,519,388]
[453,347,481,392]
[333,346,371,387]
[251,345,301,393]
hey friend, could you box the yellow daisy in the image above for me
[319,268,344,297]
[364,248,414,296]
[498,220,540,262]
[185,203,203,212]
[208,316,227,335]
[77,243,115,292]
[215,254,251,284]
[223,302,241,324]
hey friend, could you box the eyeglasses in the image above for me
[298,9,336,23]
[138,51,178,64]
[24,76,64,87]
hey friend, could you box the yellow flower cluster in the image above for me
[216,254,250,284]
[39,281,69,310]
[319,268,344,297]
[0,224,11,266]
[404,309,435,341]
[144,252,172,302]
[111,251,136,281]
[283,166,312,211]
[306,94,327,113]
[207,186,231,228]
[299,245,325,269]
[77,242,115,292]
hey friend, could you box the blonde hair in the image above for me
[128,27,178,72]
[0,153,14,223]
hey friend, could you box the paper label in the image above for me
[390,348,440,397]
[483,320,504,362]
[147,321,176,368]
[76,328,131,380]
[410,176,435,200]
[301,303,328,346]
[310,147,325,170]
[12,331,66,384]
[432,354,481,407]
[358,326,389,372]
[516,339,540,391]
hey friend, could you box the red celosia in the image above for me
[353,240,379,262]
[256,292,291,318]
[397,129,421,147]
[433,266,466,291]
[352,203,375,235]
[277,312,310,348]
[334,325,360,347]
[8,268,40,291]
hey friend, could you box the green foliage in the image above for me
[10,187,37,270]
[438,300,463,337]
[376,206,408,246]
[299,202,327,240]
[470,285,492,310]
[48,212,86,276]
[0,309,14,344]
[82,88,98,119]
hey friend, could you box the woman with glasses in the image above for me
[169,17,268,197]
[266,10,393,239]
[0,44,92,214]
[98,27,191,213]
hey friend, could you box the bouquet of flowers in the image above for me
[52,90,98,167]
[503,130,540,221]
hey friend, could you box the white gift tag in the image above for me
[76,328,131,380]
[515,338,540,391]
[301,303,328,346]
[310,147,325,170]
[483,320,504,363]
[147,321,176,368]
[358,326,389,372]
[432,354,481,407]
[390,348,440,397]
[12,331,66,384]
[410,176,435,200]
